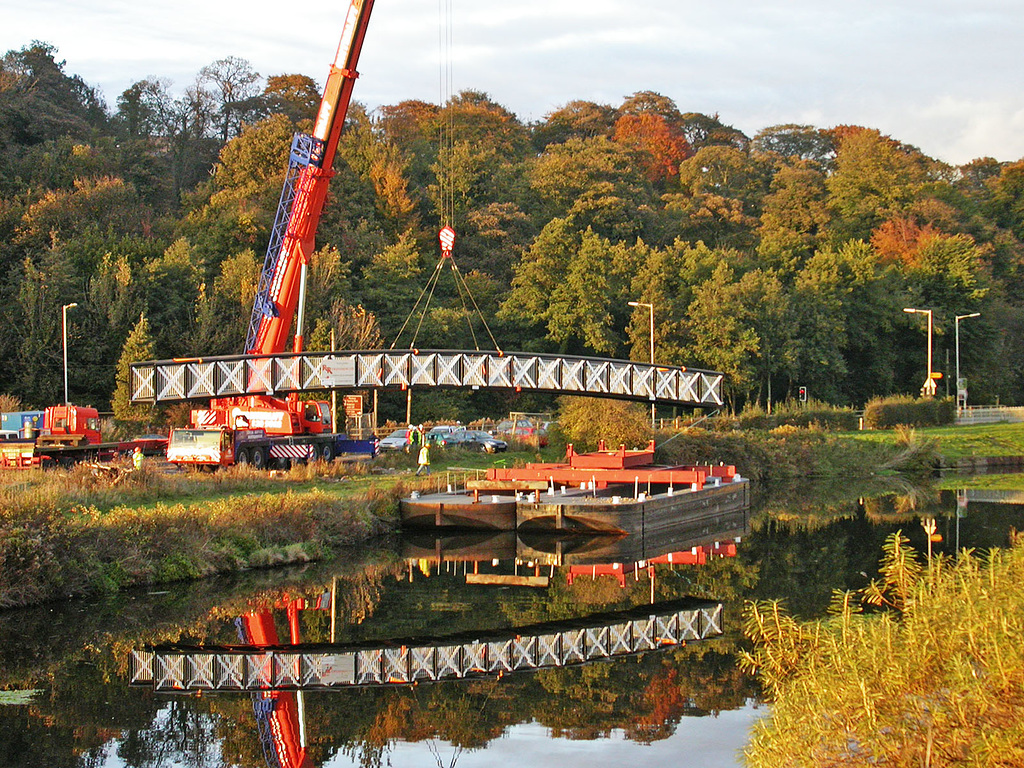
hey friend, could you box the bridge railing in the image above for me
[130,349,724,409]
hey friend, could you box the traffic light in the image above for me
[798,386,807,402]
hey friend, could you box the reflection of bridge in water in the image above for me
[129,349,724,407]
[130,598,722,693]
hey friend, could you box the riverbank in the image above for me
[0,463,402,608]
[0,448,544,609]
[657,421,1024,482]
[4,422,1023,610]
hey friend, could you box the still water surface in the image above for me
[2,478,1021,768]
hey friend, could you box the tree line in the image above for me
[2,41,1023,423]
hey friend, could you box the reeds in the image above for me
[741,532,1024,767]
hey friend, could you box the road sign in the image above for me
[343,394,363,417]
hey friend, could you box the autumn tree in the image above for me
[532,100,618,149]
[263,74,321,125]
[612,112,692,185]
[751,124,835,167]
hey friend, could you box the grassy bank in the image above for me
[843,422,1024,464]
[0,447,543,609]
[741,532,1024,766]
[0,465,402,609]
[655,422,1024,483]
[656,426,913,482]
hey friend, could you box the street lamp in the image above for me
[62,302,78,405]
[955,312,981,412]
[903,307,934,396]
[628,300,656,429]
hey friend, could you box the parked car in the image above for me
[492,419,548,446]
[442,430,508,453]
[425,425,462,445]
[378,428,410,451]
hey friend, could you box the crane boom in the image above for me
[246,0,376,355]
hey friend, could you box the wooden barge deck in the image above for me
[400,441,750,533]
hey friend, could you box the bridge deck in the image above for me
[129,349,724,408]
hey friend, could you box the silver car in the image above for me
[378,428,410,451]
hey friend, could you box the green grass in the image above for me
[840,422,1024,462]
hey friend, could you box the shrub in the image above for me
[862,395,955,429]
[717,400,860,432]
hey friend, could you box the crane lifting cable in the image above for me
[388,0,501,354]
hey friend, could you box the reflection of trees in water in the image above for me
[14,480,1021,768]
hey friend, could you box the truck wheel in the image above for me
[319,442,335,462]
[251,447,268,469]
[236,448,250,465]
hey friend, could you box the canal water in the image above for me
[2,478,1022,768]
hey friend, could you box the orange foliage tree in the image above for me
[612,113,693,184]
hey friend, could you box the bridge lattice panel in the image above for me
[130,350,724,408]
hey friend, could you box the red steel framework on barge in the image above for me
[400,441,750,533]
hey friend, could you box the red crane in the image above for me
[166,0,378,468]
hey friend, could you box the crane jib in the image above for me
[245,0,375,355]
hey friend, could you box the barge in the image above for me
[400,440,750,533]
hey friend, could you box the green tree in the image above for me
[756,162,831,272]
[112,313,157,424]
[826,128,931,241]
[557,396,652,451]
[667,145,768,248]
[528,136,651,241]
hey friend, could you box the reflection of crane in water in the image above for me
[236,597,325,768]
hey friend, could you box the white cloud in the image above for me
[3,0,1023,164]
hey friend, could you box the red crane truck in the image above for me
[166,0,378,470]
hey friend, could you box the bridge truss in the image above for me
[129,349,724,408]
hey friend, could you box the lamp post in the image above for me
[955,312,980,413]
[628,300,656,429]
[62,302,78,405]
[903,307,934,396]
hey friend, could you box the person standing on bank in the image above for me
[416,443,431,475]
[133,446,144,471]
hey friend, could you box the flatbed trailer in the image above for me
[0,436,167,470]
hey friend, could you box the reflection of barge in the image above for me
[400,441,750,533]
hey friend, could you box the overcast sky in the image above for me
[4,0,1024,165]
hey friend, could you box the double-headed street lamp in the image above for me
[903,307,935,396]
[955,312,981,411]
[628,300,656,429]
[62,302,78,405]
